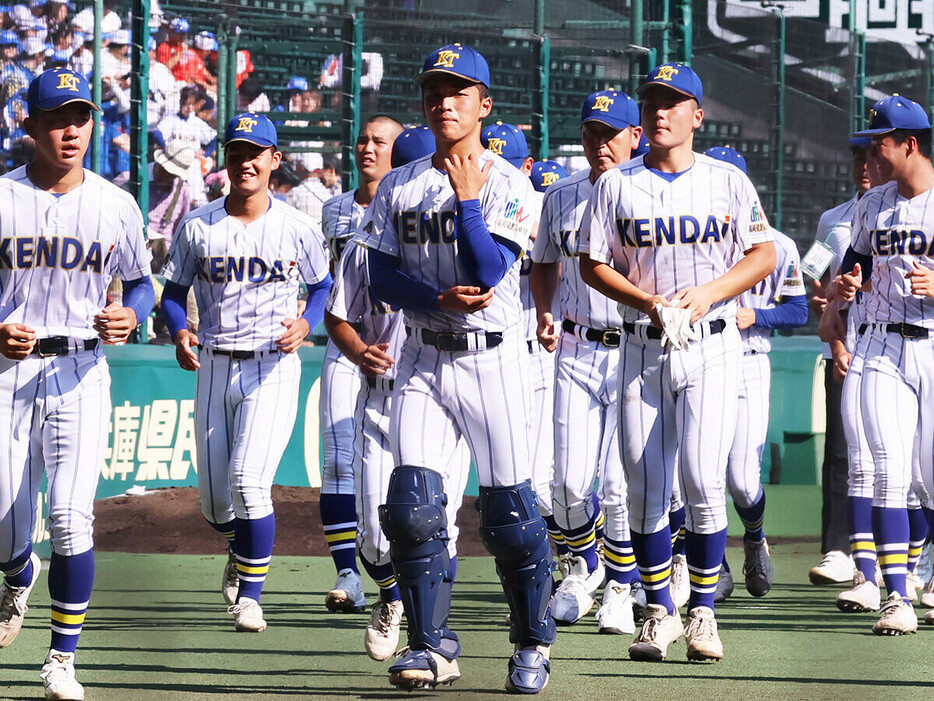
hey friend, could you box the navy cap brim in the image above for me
[32,96,100,112]
[224,136,276,148]
[580,116,630,130]
[851,127,894,137]
[636,81,698,102]
[414,68,486,87]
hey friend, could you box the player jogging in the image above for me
[358,43,555,694]
[578,62,775,662]
[161,113,332,633]
[0,67,154,700]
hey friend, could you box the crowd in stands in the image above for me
[0,1,351,273]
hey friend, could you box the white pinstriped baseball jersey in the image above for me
[740,230,805,353]
[816,194,861,358]
[0,166,151,337]
[326,240,405,380]
[580,153,773,324]
[518,190,545,341]
[851,182,934,327]
[531,168,622,329]
[163,195,329,349]
[321,190,364,265]
[356,151,536,332]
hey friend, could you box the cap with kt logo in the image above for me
[414,43,491,89]
[26,68,100,114]
[224,112,278,148]
[581,90,639,130]
[637,62,703,105]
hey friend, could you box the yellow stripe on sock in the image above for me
[878,554,907,566]
[566,534,595,548]
[51,611,86,626]
[641,567,672,584]
[690,573,720,586]
[237,564,270,575]
[604,550,636,566]
[850,541,877,553]
[324,530,357,543]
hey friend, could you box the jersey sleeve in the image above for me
[162,213,199,287]
[776,236,806,300]
[530,187,562,264]
[298,217,330,285]
[326,242,368,324]
[114,198,153,281]
[850,195,873,256]
[356,175,399,257]
[578,172,613,264]
[482,167,535,250]
[733,173,773,251]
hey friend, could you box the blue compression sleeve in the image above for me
[121,276,155,328]
[841,246,873,280]
[152,129,166,149]
[301,273,333,330]
[368,249,441,311]
[754,294,808,330]
[161,280,190,339]
[457,199,520,288]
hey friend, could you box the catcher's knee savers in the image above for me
[478,481,557,646]
[379,466,460,659]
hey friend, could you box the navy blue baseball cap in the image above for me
[414,43,490,89]
[632,132,649,157]
[224,112,277,148]
[705,145,747,174]
[481,121,529,167]
[286,76,309,92]
[391,124,434,168]
[530,160,568,193]
[0,30,21,49]
[27,68,99,114]
[637,62,703,105]
[581,90,639,130]
[853,94,931,137]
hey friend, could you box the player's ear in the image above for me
[23,116,35,139]
[479,94,493,121]
[630,125,643,150]
[270,148,282,169]
[693,106,704,130]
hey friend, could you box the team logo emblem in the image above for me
[236,117,258,133]
[487,137,507,155]
[541,172,560,187]
[593,96,614,112]
[434,50,460,68]
[869,108,878,123]
[56,73,80,92]
[50,653,70,664]
[656,65,678,82]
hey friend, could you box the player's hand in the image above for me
[438,285,494,314]
[277,317,311,354]
[810,278,828,316]
[357,342,394,377]
[907,261,934,298]
[641,295,670,327]
[832,349,851,383]
[445,153,492,201]
[537,312,559,353]
[817,299,846,344]
[173,329,200,371]
[670,285,718,324]
[736,307,756,330]
[93,303,138,345]
[836,263,862,302]
[0,323,36,360]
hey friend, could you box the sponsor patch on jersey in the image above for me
[749,203,769,234]
[496,198,532,236]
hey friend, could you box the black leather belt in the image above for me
[33,337,99,357]
[406,327,503,352]
[622,318,726,340]
[866,322,929,339]
[366,375,395,391]
[562,319,621,348]
[209,348,263,360]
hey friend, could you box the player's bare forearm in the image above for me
[173,329,201,371]
[93,303,138,345]
[325,313,394,377]
[277,317,311,353]
[579,256,666,325]
[830,339,851,383]
[0,323,36,360]
[817,296,847,345]
[530,261,560,325]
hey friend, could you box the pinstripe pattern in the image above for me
[841,330,873,499]
[726,352,770,509]
[816,195,860,359]
[740,230,805,353]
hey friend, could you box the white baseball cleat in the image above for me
[0,551,41,648]
[556,554,572,580]
[228,597,267,632]
[808,550,855,585]
[836,571,881,612]
[41,649,85,701]
[628,604,683,661]
[365,599,404,661]
[684,606,724,661]
[595,582,636,635]
[714,566,734,604]
[222,547,239,606]
[906,571,923,603]
[326,568,367,613]
[550,556,605,625]
[922,575,934,608]
[872,593,917,636]
[923,608,934,625]
[630,579,647,617]
[670,554,690,609]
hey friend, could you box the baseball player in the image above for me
[357,44,555,694]
[318,115,403,614]
[0,67,154,700]
[832,95,934,635]
[579,62,775,662]
[530,90,642,634]
[704,146,808,602]
[161,113,332,633]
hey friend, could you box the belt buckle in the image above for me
[900,323,926,339]
[434,332,462,352]
[36,336,68,357]
[601,329,621,348]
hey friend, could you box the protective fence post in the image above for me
[130,0,150,226]
[678,0,692,65]
[91,0,103,174]
[629,0,644,96]
[216,16,229,168]
[534,35,550,160]
[770,5,786,230]
[341,12,363,192]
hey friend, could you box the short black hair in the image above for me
[890,128,932,160]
